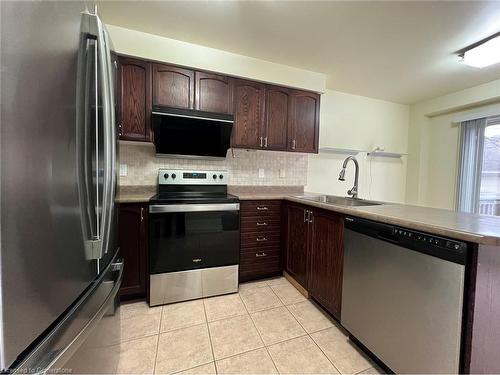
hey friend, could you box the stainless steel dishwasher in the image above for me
[342,216,468,374]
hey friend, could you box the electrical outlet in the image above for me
[258,168,265,178]
[119,164,128,177]
[279,169,285,178]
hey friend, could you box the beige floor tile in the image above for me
[267,335,338,374]
[265,276,289,287]
[204,293,247,322]
[238,279,269,292]
[208,314,264,360]
[121,304,162,342]
[311,326,373,374]
[239,286,283,313]
[117,335,158,374]
[216,348,278,374]
[121,301,161,319]
[155,324,213,374]
[287,300,334,333]
[250,306,306,345]
[175,362,217,374]
[357,366,385,374]
[161,300,206,332]
[270,283,307,305]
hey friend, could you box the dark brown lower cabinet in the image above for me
[119,203,148,300]
[284,203,310,288]
[308,210,344,319]
[284,202,344,319]
[239,200,282,282]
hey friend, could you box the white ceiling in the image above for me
[98,1,500,104]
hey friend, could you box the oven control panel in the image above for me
[158,169,228,185]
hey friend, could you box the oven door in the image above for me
[149,203,240,274]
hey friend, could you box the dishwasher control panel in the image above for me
[392,228,466,252]
[345,216,468,265]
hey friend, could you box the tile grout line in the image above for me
[282,295,342,374]
[244,300,280,374]
[202,298,218,375]
[238,288,281,374]
[152,305,164,374]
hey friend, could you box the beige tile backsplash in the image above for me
[119,142,308,187]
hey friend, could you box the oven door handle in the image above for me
[149,203,240,213]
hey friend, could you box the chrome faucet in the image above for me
[338,156,359,199]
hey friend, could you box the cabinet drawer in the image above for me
[241,232,281,248]
[240,257,280,270]
[241,217,281,233]
[240,254,280,271]
[240,246,280,261]
[240,201,281,217]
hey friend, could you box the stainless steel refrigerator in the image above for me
[1,1,121,373]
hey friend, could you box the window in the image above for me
[457,116,500,215]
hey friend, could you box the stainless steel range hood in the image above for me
[152,106,234,159]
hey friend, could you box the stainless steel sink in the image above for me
[293,194,383,207]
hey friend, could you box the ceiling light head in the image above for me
[460,34,500,68]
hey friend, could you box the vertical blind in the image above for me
[456,118,487,213]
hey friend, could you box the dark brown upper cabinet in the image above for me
[264,85,290,151]
[153,63,194,109]
[308,210,344,319]
[232,79,266,149]
[195,72,233,114]
[118,57,152,141]
[288,90,320,153]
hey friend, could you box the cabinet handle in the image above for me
[140,207,144,222]
[256,206,268,211]
[256,237,267,242]
[260,136,263,148]
[264,137,268,148]
[256,222,268,226]
[292,139,296,150]
[192,258,202,263]
[304,209,308,223]
[256,252,267,257]
[118,123,123,136]
[309,211,313,224]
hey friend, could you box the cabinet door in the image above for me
[308,210,344,319]
[285,204,309,288]
[195,72,233,114]
[232,79,266,149]
[264,85,290,151]
[119,204,148,299]
[289,90,320,153]
[118,58,152,141]
[153,63,194,109]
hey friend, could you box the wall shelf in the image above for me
[367,151,407,158]
[319,147,364,155]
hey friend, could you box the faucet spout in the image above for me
[338,156,359,199]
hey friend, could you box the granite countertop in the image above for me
[116,184,500,245]
[116,186,156,203]
[285,194,500,246]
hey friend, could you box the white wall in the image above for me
[406,78,500,209]
[107,25,326,93]
[306,90,409,203]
